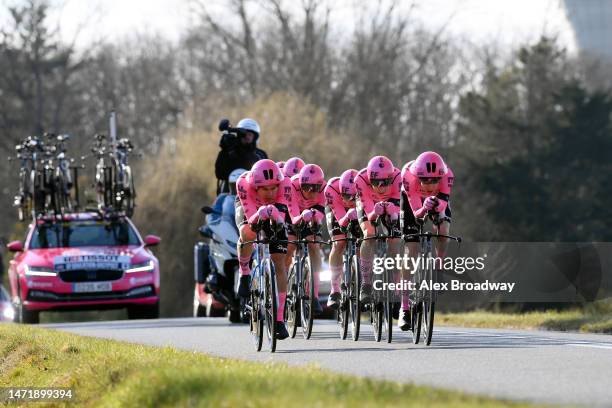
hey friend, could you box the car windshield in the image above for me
[29,219,140,249]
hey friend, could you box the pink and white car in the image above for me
[7,212,161,324]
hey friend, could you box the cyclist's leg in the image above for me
[306,235,322,298]
[432,204,452,259]
[285,222,297,270]
[268,205,290,323]
[359,220,376,294]
[235,200,256,276]
[325,207,344,296]
[271,253,288,322]
[400,190,419,312]
[329,239,345,294]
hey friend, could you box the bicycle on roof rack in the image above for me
[89,112,137,217]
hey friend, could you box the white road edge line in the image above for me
[566,343,612,350]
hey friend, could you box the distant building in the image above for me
[562,0,612,60]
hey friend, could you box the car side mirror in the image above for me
[7,241,23,252]
[144,235,161,247]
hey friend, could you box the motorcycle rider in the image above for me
[215,118,268,194]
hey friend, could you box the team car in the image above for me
[7,212,161,323]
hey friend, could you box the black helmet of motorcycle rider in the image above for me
[228,168,247,195]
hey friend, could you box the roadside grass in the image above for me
[0,324,539,408]
[438,299,612,333]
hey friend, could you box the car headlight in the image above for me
[125,260,155,273]
[24,265,57,276]
[319,269,332,282]
[2,306,15,321]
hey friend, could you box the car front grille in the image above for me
[27,285,155,302]
[58,269,124,282]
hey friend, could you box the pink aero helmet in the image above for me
[250,159,284,187]
[366,155,394,181]
[299,164,325,185]
[409,151,447,178]
[283,157,305,177]
[339,169,358,196]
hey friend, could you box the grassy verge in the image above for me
[0,324,537,408]
[438,300,612,333]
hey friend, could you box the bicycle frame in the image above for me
[286,224,328,339]
[240,225,280,352]
[404,216,461,346]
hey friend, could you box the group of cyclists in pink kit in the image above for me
[233,119,454,340]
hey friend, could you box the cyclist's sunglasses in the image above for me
[341,193,356,201]
[371,178,392,187]
[419,177,441,185]
[302,183,322,193]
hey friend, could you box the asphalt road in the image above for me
[43,318,612,407]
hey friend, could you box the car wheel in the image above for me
[195,304,207,317]
[228,308,241,323]
[14,295,39,324]
[127,302,160,319]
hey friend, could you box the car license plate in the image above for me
[72,281,112,293]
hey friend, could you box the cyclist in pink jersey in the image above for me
[324,169,361,309]
[235,159,293,339]
[286,163,327,315]
[355,156,402,304]
[398,151,454,331]
[282,157,305,178]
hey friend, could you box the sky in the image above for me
[0,0,577,52]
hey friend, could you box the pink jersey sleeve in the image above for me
[401,165,428,218]
[355,168,375,220]
[435,166,454,214]
[288,175,303,224]
[324,178,347,222]
[237,172,259,224]
[389,168,402,201]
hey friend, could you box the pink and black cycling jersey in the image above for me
[324,177,355,224]
[287,174,326,225]
[400,161,454,216]
[354,167,402,220]
[236,171,293,224]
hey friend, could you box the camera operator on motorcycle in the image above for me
[215,118,268,195]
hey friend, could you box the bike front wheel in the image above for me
[286,262,299,338]
[300,255,314,339]
[349,255,361,341]
[264,259,277,352]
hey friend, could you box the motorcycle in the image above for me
[193,169,246,323]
